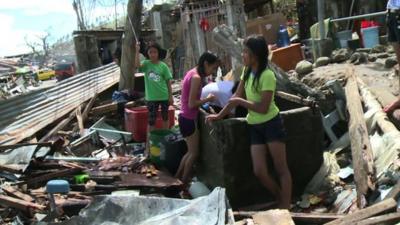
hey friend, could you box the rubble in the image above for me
[314,57,330,67]
[295,60,313,75]
[385,57,398,68]
[1,2,400,224]
[331,48,351,63]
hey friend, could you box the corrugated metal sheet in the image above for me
[0,63,120,145]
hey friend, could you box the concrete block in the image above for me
[197,96,324,208]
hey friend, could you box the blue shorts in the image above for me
[249,114,286,145]
[178,114,196,137]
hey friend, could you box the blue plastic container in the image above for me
[336,30,352,48]
[277,25,290,48]
[361,26,379,48]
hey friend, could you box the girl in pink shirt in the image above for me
[176,52,219,185]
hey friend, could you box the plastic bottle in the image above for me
[188,178,211,198]
[277,25,290,48]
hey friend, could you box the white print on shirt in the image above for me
[148,71,161,82]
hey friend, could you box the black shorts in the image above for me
[178,114,196,137]
[249,114,287,145]
[146,101,169,126]
[388,12,400,43]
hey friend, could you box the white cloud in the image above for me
[0,0,74,16]
[0,14,47,57]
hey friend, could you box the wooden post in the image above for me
[119,0,143,91]
[345,67,376,208]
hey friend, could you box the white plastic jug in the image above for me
[188,178,211,198]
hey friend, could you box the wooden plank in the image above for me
[0,164,23,174]
[24,168,82,186]
[0,195,45,212]
[291,213,345,224]
[325,198,397,225]
[72,94,99,133]
[2,186,34,202]
[75,105,84,136]
[252,209,295,225]
[234,211,344,224]
[39,109,76,142]
[385,180,400,201]
[355,212,400,225]
[345,67,376,207]
[369,87,397,107]
[91,100,140,115]
[82,93,98,123]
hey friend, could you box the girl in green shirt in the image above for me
[206,35,292,209]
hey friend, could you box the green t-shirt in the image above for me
[241,68,280,125]
[139,60,172,101]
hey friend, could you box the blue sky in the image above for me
[0,0,137,57]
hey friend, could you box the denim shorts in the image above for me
[249,114,287,145]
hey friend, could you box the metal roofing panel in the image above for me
[0,63,120,145]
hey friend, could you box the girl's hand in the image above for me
[207,93,216,102]
[206,114,221,124]
[169,96,174,106]
[384,100,400,113]
[228,97,244,107]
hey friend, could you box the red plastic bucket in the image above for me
[125,106,175,142]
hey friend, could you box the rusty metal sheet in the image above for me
[0,63,120,145]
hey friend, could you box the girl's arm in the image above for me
[206,80,245,121]
[234,90,273,114]
[206,90,272,122]
[167,80,173,105]
[232,80,245,98]
[189,76,215,109]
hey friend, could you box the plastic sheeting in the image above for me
[40,187,233,225]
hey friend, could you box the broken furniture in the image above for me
[271,43,304,71]
[197,92,324,208]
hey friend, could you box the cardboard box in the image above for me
[246,13,287,45]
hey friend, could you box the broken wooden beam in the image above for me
[72,94,99,133]
[0,164,23,174]
[0,195,45,212]
[24,168,82,186]
[39,109,76,142]
[90,100,141,115]
[2,185,34,202]
[82,93,98,122]
[233,211,344,224]
[357,78,400,178]
[385,180,400,201]
[325,198,397,225]
[355,212,400,225]
[345,67,376,207]
[75,105,85,136]
[276,91,317,108]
